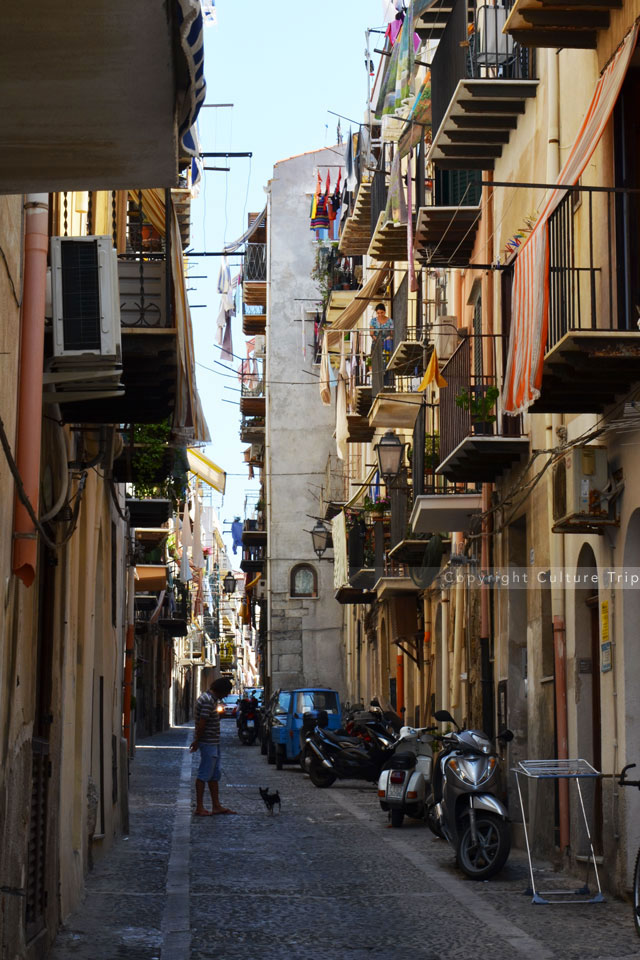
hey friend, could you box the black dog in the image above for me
[259,787,281,814]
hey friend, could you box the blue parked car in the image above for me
[269,688,342,770]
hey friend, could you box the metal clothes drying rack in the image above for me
[514,759,604,905]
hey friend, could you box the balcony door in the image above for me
[614,60,640,330]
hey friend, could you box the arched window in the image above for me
[290,563,318,598]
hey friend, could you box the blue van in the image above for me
[269,688,342,769]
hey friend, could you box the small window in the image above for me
[290,563,318,598]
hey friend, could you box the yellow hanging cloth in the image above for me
[417,347,448,391]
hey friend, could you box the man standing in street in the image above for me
[190,677,237,816]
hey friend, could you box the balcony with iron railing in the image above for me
[242,517,267,547]
[414,169,483,268]
[52,192,179,426]
[428,0,537,171]
[527,188,640,413]
[338,125,383,256]
[409,401,483,536]
[437,334,528,481]
[240,543,266,574]
[239,357,265,417]
[242,303,266,337]
[368,333,423,430]
[243,243,267,308]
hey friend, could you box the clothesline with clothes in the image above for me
[215,255,241,361]
[310,168,344,236]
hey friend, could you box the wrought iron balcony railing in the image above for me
[245,243,267,282]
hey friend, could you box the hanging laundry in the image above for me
[310,170,322,222]
[310,191,330,230]
[231,518,243,555]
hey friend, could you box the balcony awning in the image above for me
[223,205,267,254]
[398,72,432,158]
[503,24,638,416]
[134,565,168,593]
[326,263,392,348]
[187,448,226,493]
[137,188,210,442]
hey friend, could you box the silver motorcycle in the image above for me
[426,709,513,880]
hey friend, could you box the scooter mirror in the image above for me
[433,709,455,724]
[497,728,514,743]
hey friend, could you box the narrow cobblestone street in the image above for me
[48,722,639,960]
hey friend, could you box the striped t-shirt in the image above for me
[195,691,221,744]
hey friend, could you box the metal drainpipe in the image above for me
[123,561,136,753]
[546,46,570,853]
[480,172,495,729]
[12,193,49,587]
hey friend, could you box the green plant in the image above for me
[130,421,188,505]
[455,386,500,424]
[363,494,390,513]
[310,242,339,310]
[425,433,440,470]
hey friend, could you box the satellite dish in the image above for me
[409,534,444,589]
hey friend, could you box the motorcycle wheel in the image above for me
[456,813,511,880]
[241,730,257,746]
[390,809,404,828]
[633,845,640,937]
[308,759,336,788]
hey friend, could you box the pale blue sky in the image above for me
[188,0,386,561]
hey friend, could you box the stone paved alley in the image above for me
[49,722,640,960]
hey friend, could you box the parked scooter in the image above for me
[426,709,513,880]
[237,695,260,745]
[377,725,436,827]
[304,710,397,787]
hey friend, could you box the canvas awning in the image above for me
[134,565,168,593]
[187,448,226,493]
[223,205,267,254]
[398,72,432,158]
[326,262,391,347]
[503,23,638,415]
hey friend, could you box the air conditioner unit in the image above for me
[255,578,267,600]
[50,235,121,361]
[476,5,514,67]
[552,446,611,531]
[433,317,459,361]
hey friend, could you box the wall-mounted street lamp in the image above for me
[375,430,406,483]
[223,572,236,595]
[311,519,331,560]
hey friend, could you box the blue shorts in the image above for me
[196,743,221,782]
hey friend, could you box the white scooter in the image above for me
[377,725,435,827]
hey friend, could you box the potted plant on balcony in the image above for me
[363,494,390,517]
[455,386,500,436]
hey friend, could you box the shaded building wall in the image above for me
[265,147,346,698]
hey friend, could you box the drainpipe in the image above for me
[480,171,495,732]
[546,47,570,853]
[123,560,136,753]
[396,651,405,722]
[12,194,49,587]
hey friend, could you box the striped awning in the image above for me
[177,1,206,158]
[503,24,639,415]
